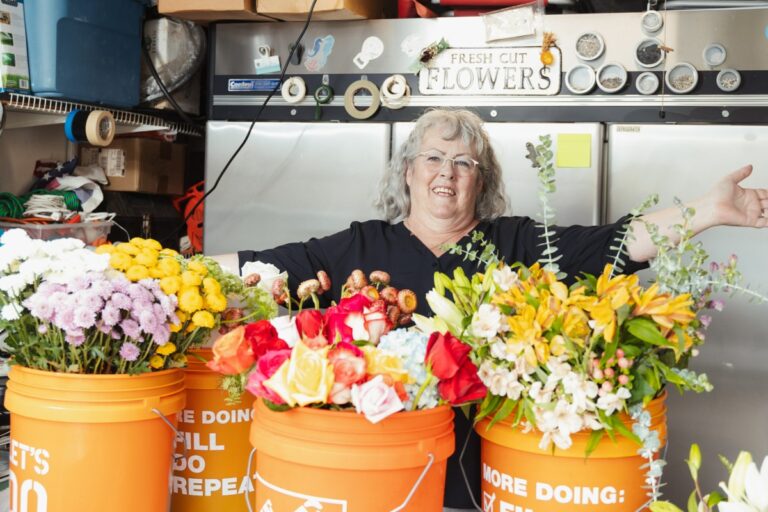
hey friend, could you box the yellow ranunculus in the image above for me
[181,270,203,287]
[160,276,182,296]
[361,346,408,383]
[141,238,162,251]
[170,321,183,333]
[171,353,187,367]
[134,249,158,268]
[192,310,215,329]
[160,248,179,258]
[150,355,165,369]
[109,252,132,271]
[178,288,203,313]
[95,244,115,255]
[202,277,221,295]
[130,237,146,246]
[187,260,208,276]
[125,264,150,282]
[264,341,334,406]
[149,267,165,279]
[158,257,181,277]
[205,293,227,313]
[156,342,177,356]
[116,242,140,256]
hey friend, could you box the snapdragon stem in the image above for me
[411,373,433,411]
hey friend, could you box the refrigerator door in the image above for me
[605,124,768,502]
[203,122,390,254]
[393,123,604,225]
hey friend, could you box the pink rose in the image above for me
[329,382,352,405]
[324,305,354,344]
[328,342,366,385]
[351,375,404,424]
[245,349,291,404]
[363,309,391,345]
[338,294,372,313]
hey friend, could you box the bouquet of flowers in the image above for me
[0,229,274,374]
[207,267,461,423]
[651,444,768,512]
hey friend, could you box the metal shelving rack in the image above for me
[0,92,202,137]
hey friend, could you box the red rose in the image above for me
[338,293,372,313]
[436,360,487,406]
[295,309,329,349]
[425,331,471,380]
[245,349,291,404]
[324,305,353,344]
[244,320,288,359]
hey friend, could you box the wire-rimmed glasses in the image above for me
[415,151,480,176]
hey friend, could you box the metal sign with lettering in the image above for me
[418,47,561,96]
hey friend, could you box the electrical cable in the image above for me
[160,0,320,248]
[142,42,205,132]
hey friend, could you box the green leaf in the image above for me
[585,430,605,458]
[627,318,674,347]
[686,490,698,512]
[650,502,684,512]
[475,394,504,423]
[488,398,518,430]
[611,415,641,444]
[687,443,702,481]
[706,491,724,506]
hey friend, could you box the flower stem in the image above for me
[411,373,434,411]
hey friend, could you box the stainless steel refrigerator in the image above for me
[605,123,768,502]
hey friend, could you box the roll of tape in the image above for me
[343,79,381,120]
[64,109,89,143]
[85,110,116,147]
[380,74,411,110]
[281,76,307,104]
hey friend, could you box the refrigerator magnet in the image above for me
[304,35,335,72]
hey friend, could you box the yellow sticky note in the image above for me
[555,133,592,168]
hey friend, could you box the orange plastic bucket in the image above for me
[250,399,455,512]
[172,350,255,511]
[476,393,667,512]
[4,365,185,512]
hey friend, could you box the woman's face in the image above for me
[405,127,483,225]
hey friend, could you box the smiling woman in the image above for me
[215,108,768,511]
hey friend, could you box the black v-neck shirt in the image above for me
[238,215,648,509]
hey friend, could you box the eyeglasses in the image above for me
[415,151,480,176]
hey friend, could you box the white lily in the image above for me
[424,290,464,333]
[719,454,768,512]
[411,313,449,336]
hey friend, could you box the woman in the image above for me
[216,109,768,510]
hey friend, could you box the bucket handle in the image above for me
[459,426,483,512]
[151,408,188,461]
[245,447,257,512]
[389,452,435,512]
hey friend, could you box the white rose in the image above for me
[269,315,300,347]
[351,375,404,424]
[240,260,287,294]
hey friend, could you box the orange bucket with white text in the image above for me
[250,399,455,512]
[172,350,255,511]
[5,366,185,512]
[476,392,667,512]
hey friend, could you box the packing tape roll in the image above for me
[85,110,116,147]
[64,109,89,143]
[380,74,411,110]
[344,79,381,120]
[281,76,306,104]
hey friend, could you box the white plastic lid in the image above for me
[634,38,665,68]
[665,62,699,94]
[565,65,596,95]
[641,11,663,33]
[575,32,605,61]
[636,72,659,95]
[703,43,727,67]
[596,62,627,93]
[716,68,741,92]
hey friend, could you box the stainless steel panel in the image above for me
[203,121,390,254]
[393,122,603,225]
[214,9,768,76]
[605,123,768,503]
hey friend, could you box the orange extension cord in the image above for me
[172,181,204,254]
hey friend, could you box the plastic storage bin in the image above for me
[0,221,113,246]
[24,0,147,107]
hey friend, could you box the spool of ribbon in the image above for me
[343,80,381,120]
[380,74,411,110]
[313,84,334,120]
[281,76,307,104]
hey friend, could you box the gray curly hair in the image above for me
[375,108,508,223]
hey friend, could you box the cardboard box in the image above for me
[257,0,388,20]
[158,0,275,22]
[81,139,186,195]
[0,0,30,92]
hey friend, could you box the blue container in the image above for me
[24,0,146,107]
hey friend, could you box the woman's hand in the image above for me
[706,165,768,228]
[628,165,768,262]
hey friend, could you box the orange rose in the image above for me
[206,326,255,375]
